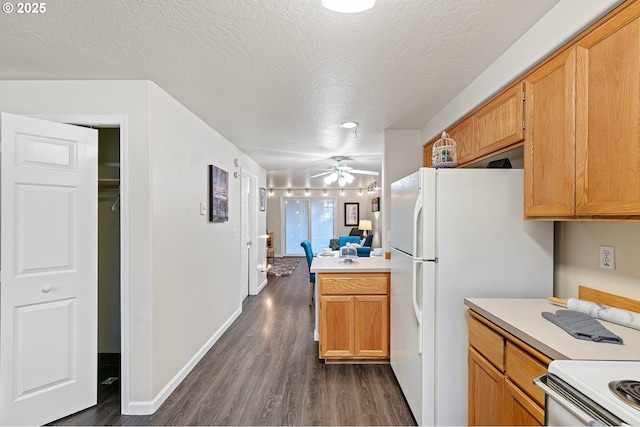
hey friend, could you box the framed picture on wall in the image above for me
[371,197,380,212]
[208,165,229,222]
[344,202,359,226]
[259,187,266,211]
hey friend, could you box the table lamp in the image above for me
[358,220,372,238]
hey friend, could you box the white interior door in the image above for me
[240,174,250,300]
[0,113,98,425]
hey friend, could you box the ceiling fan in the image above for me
[310,157,379,186]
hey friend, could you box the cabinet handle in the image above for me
[42,285,52,293]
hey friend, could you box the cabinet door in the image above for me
[576,2,640,215]
[354,295,388,358]
[448,116,475,165]
[475,83,525,158]
[319,296,354,358]
[468,347,505,426]
[423,140,435,167]
[524,48,576,218]
[504,380,544,426]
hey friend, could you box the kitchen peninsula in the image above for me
[311,255,391,363]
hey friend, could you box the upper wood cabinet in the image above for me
[447,116,475,165]
[474,83,525,158]
[575,1,640,216]
[423,140,435,167]
[524,1,640,219]
[524,48,577,218]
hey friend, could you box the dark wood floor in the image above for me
[53,260,416,426]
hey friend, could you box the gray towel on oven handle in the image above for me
[542,309,624,345]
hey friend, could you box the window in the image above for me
[284,197,335,255]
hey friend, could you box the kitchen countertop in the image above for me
[310,255,390,273]
[465,298,640,361]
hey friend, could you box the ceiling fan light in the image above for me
[345,172,355,184]
[322,0,374,13]
[338,176,347,186]
[324,175,333,185]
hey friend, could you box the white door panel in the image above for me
[1,112,98,426]
[240,174,250,300]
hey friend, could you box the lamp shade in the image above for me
[358,220,372,231]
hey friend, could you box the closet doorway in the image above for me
[97,128,121,406]
[36,114,130,416]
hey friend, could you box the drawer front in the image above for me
[506,341,547,407]
[320,273,388,295]
[469,316,505,371]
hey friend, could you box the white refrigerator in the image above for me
[390,168,553,426]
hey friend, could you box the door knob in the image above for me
[42,285,52,293]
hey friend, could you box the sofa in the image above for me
[330,234,373,257]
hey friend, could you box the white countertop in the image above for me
[465,298,640,361]
[310,254,390,273]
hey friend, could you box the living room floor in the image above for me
[51,259,416,426]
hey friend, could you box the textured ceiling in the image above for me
[0,0,561,189]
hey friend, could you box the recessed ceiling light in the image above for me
[322,0,375,14]
[341,121,359,129]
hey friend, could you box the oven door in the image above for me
[534,374,626,426]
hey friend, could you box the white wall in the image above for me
[382,129,422,253]
[554,222,640,300]
[0,80,267,411]
[147,83,266,400]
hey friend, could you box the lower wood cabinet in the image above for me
[468,310,550,426]
[318,273,389,362]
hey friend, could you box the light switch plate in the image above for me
[600,245,615,270]
[199,202,206,215]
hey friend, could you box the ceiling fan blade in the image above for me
[349,169,380,176]
[310,171,332,178]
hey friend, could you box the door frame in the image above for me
[33,114,131,415]
[240,169,259,295]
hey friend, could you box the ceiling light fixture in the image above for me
[324,170,355,186]
[322,0,375,13]
[340,121,359,129]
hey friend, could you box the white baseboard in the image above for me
[123,306,242,415]
[254,278,268,294]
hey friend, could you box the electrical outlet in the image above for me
[599,245,615,270]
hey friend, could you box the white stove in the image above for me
[536,360,640,426]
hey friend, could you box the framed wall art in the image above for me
[344,202,359,226]
[208,165,229,222]
[371,197,380,212]
[259,187,266,212]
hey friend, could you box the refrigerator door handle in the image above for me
[412,191,423,260]
[412,259,423,354]
[411,190,424,354]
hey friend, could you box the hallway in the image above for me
[52,260,416,426]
